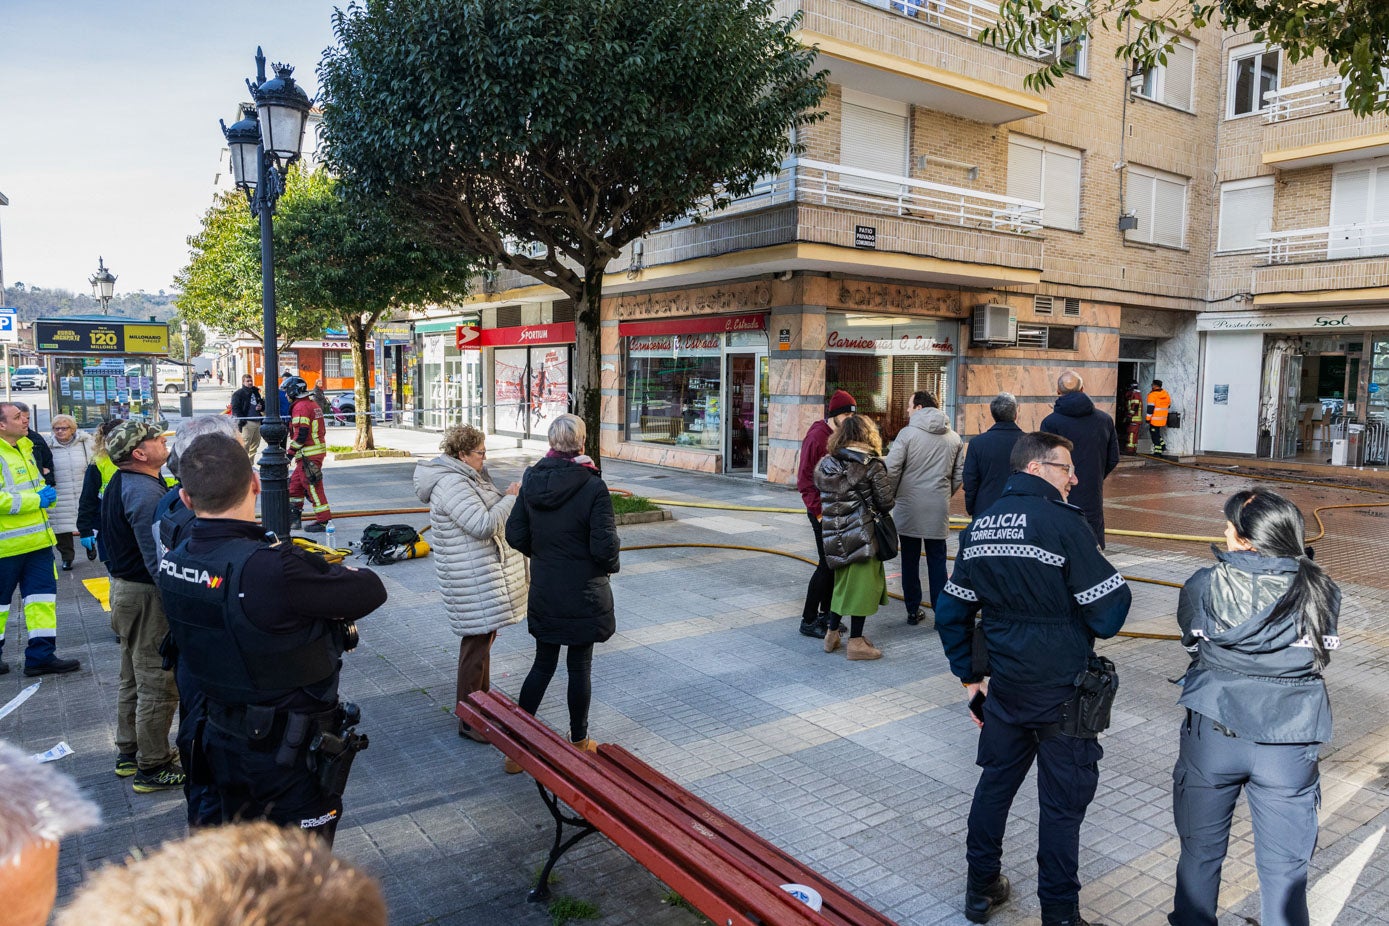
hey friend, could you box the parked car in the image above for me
[10,366,45,390]
[330,391,374,425]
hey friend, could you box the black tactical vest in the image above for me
[159,536,341,707]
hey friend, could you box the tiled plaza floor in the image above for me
[4,439,1387,925]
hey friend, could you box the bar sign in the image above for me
[854,225,876,249]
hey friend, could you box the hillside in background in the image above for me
[2,285,178,321]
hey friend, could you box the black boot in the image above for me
[799,615,828,639]
[290,507,303,529]
[965,874,1010,924]
[1041,903,1104,926]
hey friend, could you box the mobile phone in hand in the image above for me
[969,690,986,723]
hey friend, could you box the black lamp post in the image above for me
[89,257,117,315]
[221,47,311,539]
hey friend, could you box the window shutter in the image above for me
[1164,42,1196,110]
[1007,140,1044,204]
[1218,181,1274,252]
[1043,148,1082,230]
[1126,171,1155,243]
[1153,176,1187,247]
[841,95,908,196]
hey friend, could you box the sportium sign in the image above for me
[34,319,170,355]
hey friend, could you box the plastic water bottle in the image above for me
[324,521,336,546]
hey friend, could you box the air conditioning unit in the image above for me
[972,303,1016,346]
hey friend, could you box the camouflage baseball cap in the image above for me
[106,421,172,464]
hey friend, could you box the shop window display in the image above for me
[626,334,722,447]
[825,314,956,442]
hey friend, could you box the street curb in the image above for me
[614,509,672,526]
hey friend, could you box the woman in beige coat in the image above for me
[413,425,528,740]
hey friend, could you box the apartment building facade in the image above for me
[1199,38,1389,467]
[432,3,1389,481]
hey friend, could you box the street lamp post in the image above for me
[89,257,116,315]
[221,47,311,539]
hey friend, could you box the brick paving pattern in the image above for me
[4,441,1387,925]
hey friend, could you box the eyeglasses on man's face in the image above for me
[1038,459,1076,478]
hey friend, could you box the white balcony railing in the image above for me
[1264,78,1347,123]
[676,158,1043,235]
[862,0,1000,40]
[1261,222,1389,263]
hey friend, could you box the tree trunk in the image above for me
[347,317,375,451]
[573,267,604,466]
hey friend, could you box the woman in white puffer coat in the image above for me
[45,415,93,571]
[413,425,527,741]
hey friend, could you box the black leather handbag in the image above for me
[854,484,899,561]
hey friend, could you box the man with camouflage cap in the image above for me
[101,420,185,794]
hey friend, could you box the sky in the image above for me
[0,0,343,295]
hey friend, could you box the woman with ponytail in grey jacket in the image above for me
[1170,488,1340,926]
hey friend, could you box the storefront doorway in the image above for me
[724,351,769,476]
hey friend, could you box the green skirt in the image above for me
[831,558,887,617]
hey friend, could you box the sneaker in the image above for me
[114,753,138,778]
[907,607,924,626]
[798,617,828,639]
[132,762,187,793]
[24,655,81,676]
[61,560,73,571]
[965,874,1011,923]
[303,521,327,534]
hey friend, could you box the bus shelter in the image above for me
[33,316,171,428]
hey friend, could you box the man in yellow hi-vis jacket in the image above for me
[0,402,80,676]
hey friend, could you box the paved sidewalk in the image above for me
[3,445,1387,925]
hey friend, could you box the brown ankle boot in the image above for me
[571,738,598,754]
[824,629,842,653]
[847,636,882,660]
[503,756,523,774]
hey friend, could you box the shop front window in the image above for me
[625,334,722,448]
[824,314,958,442]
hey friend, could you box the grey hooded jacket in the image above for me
[883,407,963,539]
[813,447,895,570]
[1177,548,1340,744]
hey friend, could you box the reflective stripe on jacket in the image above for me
[0,436,56,557]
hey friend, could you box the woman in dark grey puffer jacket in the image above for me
[1170,488,1340,926]
[814,415,895,660]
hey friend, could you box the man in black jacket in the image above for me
[229,374,265,459]
[101,421,184,794]
[963,392,1023,519]
[1039,371,1119,548]
[935,432,1131,926]
[159,433,386,842]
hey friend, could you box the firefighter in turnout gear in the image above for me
[1123,384,1143,454]
[158,433,386,843]
[285,376,332,532]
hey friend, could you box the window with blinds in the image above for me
[840,89,909,197]
[1008,136,1083,231]
[1134,38,1197,112]
[1330,159,1389,258]
[1126,166,1188,248]
[1217,177,1274,252]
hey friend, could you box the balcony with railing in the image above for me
[1253,223,1389,302]
[1262,78,1389,168]
[777,0,1048,124]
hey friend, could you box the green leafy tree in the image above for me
[175,188,334,353]
[271,167,478,450]
[987,1,1389,116]
[318,0,827,463]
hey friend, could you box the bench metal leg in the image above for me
[529,783,598,903]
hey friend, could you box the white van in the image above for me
[127,362,193,393]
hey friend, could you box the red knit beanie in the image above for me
[828,390,857,417]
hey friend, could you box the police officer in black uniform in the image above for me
[935,432,1132,926]
[158,433,386,843]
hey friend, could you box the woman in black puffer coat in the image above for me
[814,414,895,661]
[505,414,620,770]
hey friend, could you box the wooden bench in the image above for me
[457,690,900,926]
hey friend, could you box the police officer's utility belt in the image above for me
[208,701,339,748]
[1038,655,1120,741]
